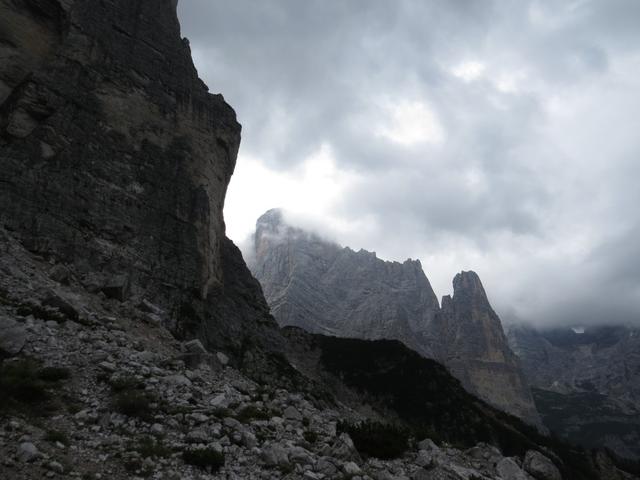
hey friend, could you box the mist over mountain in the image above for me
[179,0,640,332]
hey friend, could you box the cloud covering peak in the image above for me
[178,0,640,328]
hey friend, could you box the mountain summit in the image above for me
[434,271,540,425]
[251,209,440,358]
[251,209,540,425]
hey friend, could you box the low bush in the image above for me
[108,375,143,393]
[303,430,318,444]
[182,448,225,471]
[135,436,171,458]
[45,429,70,446]
[113,390,156,420]
[38,366,71,382]
[338,420,410,460]
[235,405,272,423]
[0,359,49,408]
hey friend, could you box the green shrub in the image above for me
[303,430,318,444]
[0,359,49,407]
[135,436,171,458]
[338,420,410,460]
[114,390,155,420]
[235,405,272,423]
[108,375,143,392]
[45,429,70,446]
[182,448,225,471]
[124,458,153,477]
[38,366,71,382]
[211,407,232,418]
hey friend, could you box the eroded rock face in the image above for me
[0,0,280,358]
[434,271,541,425]
[251,210,540,425]
[251,209,441,358]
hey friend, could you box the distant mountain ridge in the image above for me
[506,324,640,459]
[250,209,540,425]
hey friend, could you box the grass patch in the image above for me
[16,303,66,323]
[39,366,71,382]
[0,358,74,415]
[182,448,225,471]
[108,375,144,393]
[124,459,153,477]
[113,390,156,421]
[45,429,70,446]
[303,430,318,444]
[338,420,410,460]
[235,405,273,423]
[134,436,171,458]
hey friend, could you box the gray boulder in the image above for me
[17,442,40,462]
[523,451,561,480]
[0,315,26,357]
[497,457,532,480]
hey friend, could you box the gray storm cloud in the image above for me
[178,0,640,329]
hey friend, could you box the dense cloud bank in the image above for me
[178,0,640,328]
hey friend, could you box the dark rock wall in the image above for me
[434,271,540,426]
[0,0,280,356]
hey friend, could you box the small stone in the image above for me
[283,406,303,421]
[17,442,40,462]
[415,450,434,468]
[343,461,361,475]
[417,438,439,452]
[186,429,209,443]
[497,457,530,480]
[49,264,70,284]
[165,374,191,387]
[101,274,130,302]
[191,413,209,424]
[0,315,27,357]
[47,461,65,473]
[40,141,56,159]
[150,423,164,436]
[184,339,207,354]
[216,352,229,366]
[98,361,116,372]
[524,450,561,480]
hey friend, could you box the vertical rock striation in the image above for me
[433,272,539,424]
[251,209,541,425]
[0,0,281,359]
[251,209,440,358]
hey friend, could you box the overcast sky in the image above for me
[178,0,640,328]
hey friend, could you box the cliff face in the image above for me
[251,210,540,425]
[0,0,280,357]
[251,209,440,358]
[433,272,540,425]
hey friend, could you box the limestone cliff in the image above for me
[251,209,540,425]
[433,272,540,425]
[0,0,281,359]
[251,209,440,358]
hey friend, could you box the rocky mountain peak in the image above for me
[250,210,440,356]
[452,270,490,308]
[251,210,541,425]
[256,208,285,232]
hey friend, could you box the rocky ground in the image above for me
[0,229,575,480]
